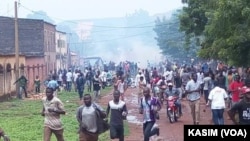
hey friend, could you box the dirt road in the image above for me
[99,87,233,141]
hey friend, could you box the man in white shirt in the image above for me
[135,70,145,88]
[163,68,173,83]
[207,81,228,125]
[73,69,80,92]
[100,70,107,89]
[66,69,73,92]
[196,70,204,95]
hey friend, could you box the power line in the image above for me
[19,3,179,29]
[9,3,184,44]
[69,30,153,44]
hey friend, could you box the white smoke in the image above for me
[88,40,162,68]
[75,21,93,41]
[73,22,163,68]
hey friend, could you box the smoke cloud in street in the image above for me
[89,40,162,68]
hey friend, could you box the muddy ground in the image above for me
[98,87,233,141]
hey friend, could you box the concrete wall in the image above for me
[0,55,49,98]
[25,56,46,92]
[0,55,25,97]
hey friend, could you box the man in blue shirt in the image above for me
[185,73,201,125]
[47,75,59,97]
[165,83,182,116]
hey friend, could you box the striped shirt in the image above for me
[141,97,161,123]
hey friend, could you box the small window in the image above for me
[0,64,3,73]
[6,63,11,72]
[20,63,25,70]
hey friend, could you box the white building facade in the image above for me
[55,31,68,71]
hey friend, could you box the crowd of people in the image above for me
[130,61,250,140]
[4,60,250,141]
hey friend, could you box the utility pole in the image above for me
[14,1,20,93]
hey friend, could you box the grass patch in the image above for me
[124,120,130,136]
[0,86,130,141]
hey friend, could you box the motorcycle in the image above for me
[166,96,179,123]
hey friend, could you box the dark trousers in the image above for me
[110,124,124,141]
[79,130,98,141]
[18,86,28,99]
[204,90,209,103]
[174,101,182,114]
[35,85,40,93]
[86,80,92,92]
[212,109,224,125]
[143,121,157,141]
[66,81,72,92]
[78,88,84,100]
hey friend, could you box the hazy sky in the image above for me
[0,0,184,67]
[0,0,184,21]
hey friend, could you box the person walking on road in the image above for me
[93,71,102,102]
[76,94,106,141]
[206,81,228,125]
[106,90,128,141]
[47,75,59,97]
[203,72,213,104]
[116,77,127,101]
[76,72,86,101]
[185,73,201,125]
[138,76,147,104]
[229,74,244,106]
[41,87,66,141]
[139,87,161,141]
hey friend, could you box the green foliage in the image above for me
[153,10,199,61]
[179,0,208,36]
[178,0,250,67]
[0,87,130,141]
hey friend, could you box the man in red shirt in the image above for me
[230,74,244,106]
[239,78,250,99]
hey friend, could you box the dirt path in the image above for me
[98,87,233,141]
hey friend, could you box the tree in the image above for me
[201,0,250,66]
[179,0,250,67]
[153,10,197,62]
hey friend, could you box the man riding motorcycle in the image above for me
[165,83,182,116]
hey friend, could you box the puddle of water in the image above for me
[127,115,142,124]
[126,93,139,105]
[128,109,137,114]
[124,92,143,125]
